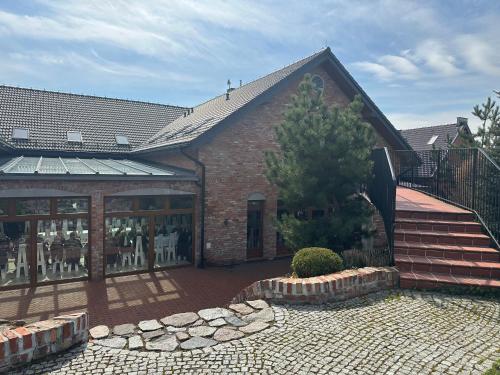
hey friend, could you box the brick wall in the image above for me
[0,312,88,372]
[232,267,399,304]
[0,179,199,280]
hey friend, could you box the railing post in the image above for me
[436,149,441,196]
[471,149,478,210]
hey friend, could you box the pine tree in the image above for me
[471,90,500,162]
[265,74,376,251]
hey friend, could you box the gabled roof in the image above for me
[399,122,470,151]
[134,48,411,153]
[0,86,187,154]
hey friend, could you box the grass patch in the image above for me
[483,358,500,375]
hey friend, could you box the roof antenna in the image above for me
[226,79,231,100]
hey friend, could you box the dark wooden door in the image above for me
[247,200,264,258]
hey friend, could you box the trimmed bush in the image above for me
[291,247,343,278]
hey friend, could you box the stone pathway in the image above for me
[12,291,500,374]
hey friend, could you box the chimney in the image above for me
[457,117,468,127]
[239,80,242,87]
[225,92,230,100]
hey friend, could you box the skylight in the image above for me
[115,135,129,145]
[12,128,29,140]
[427,135,439,145]
[67,131,83,143]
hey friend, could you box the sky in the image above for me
[0,1,499,132]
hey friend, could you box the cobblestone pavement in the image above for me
[12,290,500,374]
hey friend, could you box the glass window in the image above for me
[104,216,149,274]
[170,196,193,209]
[105,197,134,213]
[154,214,192,268]
[36,219,89,282]
[0,221,31,287]
[57,198,89,214]
[0,200,8,216]
[16,199,50,216]
[139,197,165,211]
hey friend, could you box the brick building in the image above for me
[0,48,410,288]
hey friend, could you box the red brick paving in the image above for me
[0,258,291,327]
[396,187,469,213]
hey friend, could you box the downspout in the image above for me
[181,148,205,268]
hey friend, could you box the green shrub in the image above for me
[484,358,500,375]
[291,247,343,278]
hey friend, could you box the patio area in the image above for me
[0,258,291,327]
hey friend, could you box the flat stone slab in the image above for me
[243,307,274,323]
[128,335,143,350]
[225,316,247,327]
[246,299,269,310]
[113,323,136,336]
[160,312,199,327]
[97,337,127,349]
[142,329,165,341]
[198,307,234,321]
[180,337,217,350]
[89,325,109,340]
[175,331,190,341]
[229,303,254,315]
[138,320,163,332]
[239,321,270,334]
[145,335,178,352]
[208,318,227,327]
[188,325,217,337]
[166,326,187,333]
[213,328,245,342]
[191,319,204,327]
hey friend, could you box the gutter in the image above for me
[181,147,206,268]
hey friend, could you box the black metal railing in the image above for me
[391,148,500,248]
[369,147,397,265]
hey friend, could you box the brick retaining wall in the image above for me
[232,267,399,304]
[0,312,88,373]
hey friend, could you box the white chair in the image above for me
[16,243,28,279]
[121,250,132,268]
[165,232,178,263]
[154,235,164,264]
[134,235,145,267]
[36,242,46,276]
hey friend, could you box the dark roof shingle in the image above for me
[399,123,461,151]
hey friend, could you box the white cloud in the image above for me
[352,61,395,81]
[412,39,461,76]
[455,34,500,76]
[379,55,420,78]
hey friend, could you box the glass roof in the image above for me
[0,156,179,177]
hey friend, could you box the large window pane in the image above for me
[105,198,133,213]
[139,197,165,211]
[16,199,50,216]
[36,219,89,282]
[0,200,8,216]
[153,214,193,268]
[170,196,193,209]
[0,221,31,287]
[57,198,89,214]
[105,217,149,274]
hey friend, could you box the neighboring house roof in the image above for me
[0,85,187,154]
[0,48,411,155]
[400,122,470,151]
[0,155,196,180]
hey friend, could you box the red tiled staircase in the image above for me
[395,188,500,289]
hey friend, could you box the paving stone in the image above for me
[113,323,136,336]
[239,321,270,334]
[228,303,255,315]
[208,318,227,327]
[180,337,217,350]
[96,337,127,349]
[225,316,247,327]
[188,325,217,337]
[191,319,204,327]
[138,320,163,332]
[128,335,143,350]
[141,329,165,341]
[160,312,199,327]
[89,325,110,339]
[197,307,234,321]
[145,335,178,352]
[175,332,190,341]
[242,307,274,323]
[246,299,269,310]
[166,326,187,333]
[213,327,245,342]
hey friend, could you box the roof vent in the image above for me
[67,131,83,143]
[12,128,29,140]
[115,135,129,145]
[427,135,439,145]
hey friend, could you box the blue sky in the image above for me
[0,1,499,131]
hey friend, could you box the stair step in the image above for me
[394,241,500,262]
[399,271,500,289]
[396,210,474,222]
[395,219,482,233]
[395,254,500,278]
[394,229,491,247]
